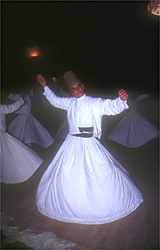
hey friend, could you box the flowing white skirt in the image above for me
[8,114,54,147]
[0,131,42,183]
[36,135,143,224]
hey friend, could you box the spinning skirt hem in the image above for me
[38,199,143,224]
[0,132,42,184]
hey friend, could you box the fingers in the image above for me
[118,89,128,100]
[36,74,45,82]
[36,74,47,86]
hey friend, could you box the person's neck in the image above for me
[77,93,86,98]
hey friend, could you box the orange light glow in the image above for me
[26,47,42,58]
[30,50,39,57]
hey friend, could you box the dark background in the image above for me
[2,1,159,96]
[1,3,159,250]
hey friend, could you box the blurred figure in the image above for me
[8,89,54,148]
[0,97,42,183]
[108,94,159,147]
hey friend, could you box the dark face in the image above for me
[68,82,85,97]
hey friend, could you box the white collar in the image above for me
[76,94,86,101]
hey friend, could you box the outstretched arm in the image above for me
[95,89,129,116]
[0,98,24,114]
[36,74,72,110]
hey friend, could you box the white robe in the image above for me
[8,93,54,147]
[0,99,42,184]
[36,87,143,224]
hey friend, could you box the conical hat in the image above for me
[63,71,81,86]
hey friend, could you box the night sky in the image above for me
[2,1,159,95]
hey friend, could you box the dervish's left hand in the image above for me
[118,89,128,101]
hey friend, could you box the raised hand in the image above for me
[36,74,47,87]
[118,89,128,101]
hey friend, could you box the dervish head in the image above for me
[63,71,85,98]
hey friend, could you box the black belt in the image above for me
[72,133,93,138]
[79,127,93,133]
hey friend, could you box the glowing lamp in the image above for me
[30,49,39,57]
[147,0,160,16]
[26,47,42,59]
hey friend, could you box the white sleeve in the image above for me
[43,86,73,110]
[0,98,24,114]
[95,97,129,116]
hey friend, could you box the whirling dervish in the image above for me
[35,71,143,224]
[8,89,54,148]
[108,94,159,147]
[50,77,158,150]
[0,95,42,184]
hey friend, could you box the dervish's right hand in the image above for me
[36,74,47,87]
